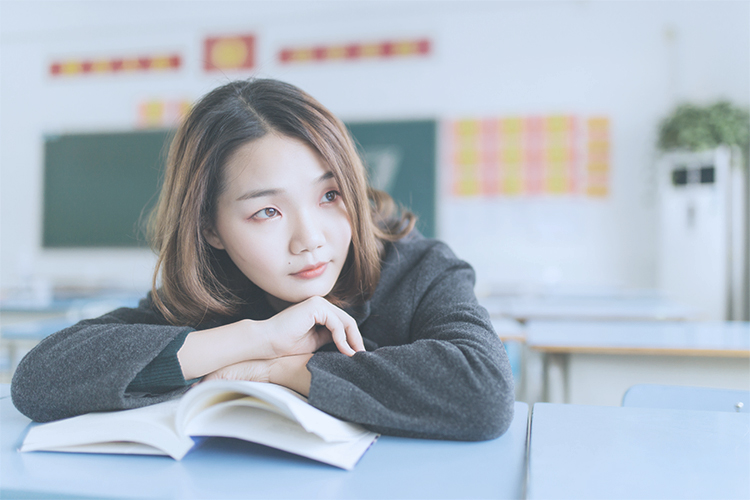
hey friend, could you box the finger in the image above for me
[323,307,365,356]
[324,313,356,356]
[341,316,365,353]
[327,304,365,353]
[305,297,364,355]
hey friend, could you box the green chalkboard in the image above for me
[43,130,171,247]
[347,120,437,237]
[41,120,437,248]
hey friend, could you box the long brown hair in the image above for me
[149,79,415,325]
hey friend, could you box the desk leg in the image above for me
[1,340,17,383]
[518,343,527,402]
[542,353,569,404]
[523,348,545,405]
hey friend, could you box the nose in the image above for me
[289,212,326,255]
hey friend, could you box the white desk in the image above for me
[527,403,750,499]
[1,393,528,499]
[480,295,696,323]
[491,318,526,400]
[527,321,750,405]
[0,293,141,380]
[480,294,697,403]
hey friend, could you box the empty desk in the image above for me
[0,292,141,378]
[480,295,695,323]
[526,321,750,405]
[527,403,750,499]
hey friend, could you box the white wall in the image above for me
[1,0,748,296]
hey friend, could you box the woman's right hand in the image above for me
[177,296,364,381]
[261,296,365,358]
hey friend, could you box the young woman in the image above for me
[11,79,514,440]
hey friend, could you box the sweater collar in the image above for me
[344,300,371,327]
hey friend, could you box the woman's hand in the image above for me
[178,296,364,382]
[261,296,365,358]
[203,354,314,396]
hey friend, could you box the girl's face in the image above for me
[205,134,353,311]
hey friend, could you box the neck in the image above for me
[265,293,293,313]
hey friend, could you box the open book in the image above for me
[20,380,379,470]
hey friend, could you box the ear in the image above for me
[202,226,225,250]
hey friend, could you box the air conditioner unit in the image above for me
[657,146,748,320]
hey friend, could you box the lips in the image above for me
[291,262,328,279]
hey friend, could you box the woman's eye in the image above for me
[322,190,340,203]
[252,207,279,219]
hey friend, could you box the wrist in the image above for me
[178,319,270,380]
[236,319,276,359]
[250,318,279,358]
[269,353,313,396]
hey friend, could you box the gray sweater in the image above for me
[11,235,514,440]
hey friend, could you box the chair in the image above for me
[622,384,749,413]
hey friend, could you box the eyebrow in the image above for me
[235,171,335,202]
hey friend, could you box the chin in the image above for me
[282,285,336,304]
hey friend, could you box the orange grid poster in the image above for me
[204,35,255,72]
[585,117,610,197]
[447,116,610,197]
[137,99,192,128]
[50,54,181,77]
[279,38,430,64]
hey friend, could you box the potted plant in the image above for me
[658,101,749,165]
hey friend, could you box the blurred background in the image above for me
[1,0,748,402]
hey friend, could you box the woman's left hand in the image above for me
[202,358,274,383]
[202,353,314,396]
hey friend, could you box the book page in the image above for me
[183,402,377,470]
[20,399,194,460]
[177,381,379,469]
[177,380,371,442]
[39,441,172,456]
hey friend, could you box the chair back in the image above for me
[622,384,749,413]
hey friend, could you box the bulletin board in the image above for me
[42,130,171,247]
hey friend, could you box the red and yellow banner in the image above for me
[204,35,255,71]
[279,38,431,64]
[50,54,181,77]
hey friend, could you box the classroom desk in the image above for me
[527,321,750,405]
[0,318,78,382]
[492,318,527,400]
[0,293,141,380]
[480,295,696,323]
[491,317,526,343]
[0,393,529,499]
[527,403,750,499]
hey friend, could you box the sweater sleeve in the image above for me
[11,298,195,422]
[125,329,199,394]
[306,242,515,441]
